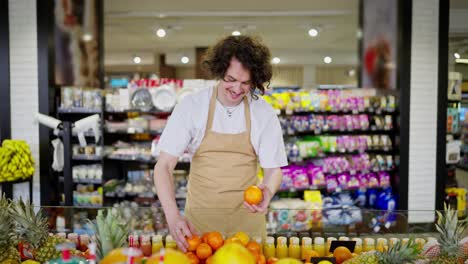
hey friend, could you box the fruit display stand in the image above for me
[4,198,467,264]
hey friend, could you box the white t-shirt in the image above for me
[157,87,288,169]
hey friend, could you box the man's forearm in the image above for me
[154,161,179,219]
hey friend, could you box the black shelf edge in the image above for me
[104,157,190,169]
[0,177,32,185]
[105,109,171,115]
[105,129,163,136]
[289,150,396,161]
[72,155,103,161]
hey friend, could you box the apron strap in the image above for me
[243,95,251,141]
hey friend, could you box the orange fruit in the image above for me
[234,231,250,246]
[256,253,266,264]
[187,235,202,252]
[207,231,224,250]
[333,246,352,264]
[267,257,279,264]
[206,256,214,264]
[186,252,200,264]
[202,232,211,244]
[196,243,213,260]
[225,237,242,244]
[244,186,263,205]
[246,241,262,255]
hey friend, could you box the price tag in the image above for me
[127,127,136,134]
[286,109,293,115]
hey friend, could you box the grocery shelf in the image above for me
[105,109,171,115]
[105,129,163,136]
[59,176,102,185]
[0,177,32,185]
[72,155,103,161]
[104,156,191,170]
[58,107,101,114]
[286,129,396,137]
[279,109,399,116]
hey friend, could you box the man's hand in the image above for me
[243,183,273,214]
[166,213,198,252]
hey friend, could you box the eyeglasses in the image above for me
[222,75,253,89]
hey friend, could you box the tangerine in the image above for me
[202,232,211,244]
[207,231,224,250]
[206,256,214,264]
[246,241,262,255]
[187,235,202,252]
[244,186,263,205]
[266,257,279,264]
[304,249,319,262]
[186,252,199,264]
[333,246,352,264]
[256,253,266,264]
[196,243,213,260]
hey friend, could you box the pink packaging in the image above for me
[337,173,350,190]
[326,175,338,192]
[280,166,294,190]
[368,173,380,188]
[359,114,369,130]
[357,173,369,188]
[378,172,391,188]
[292,166,310,189]
[348,174,360,190]
[308,165,326,188]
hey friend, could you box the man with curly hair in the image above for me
[154,35,287,251]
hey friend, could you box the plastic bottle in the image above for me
[152,235,163,254]
[376,238,388,252]
[389,237,399,248]
[313,237,325,257]
[165,235,177,250]
[253,236,263,254]
[402,238,409,246]
[140,235,152,257]
[263,236,276,259]
[415,238,426,251]
[339,236,350,241]
[129,235,140,248]
[288,237,301,260]
[78,234,90,252]
[352,238,362,254]
[276,236,288,259]
[363,238,375,252]
[301,237,313,261]
[326,237,337,255]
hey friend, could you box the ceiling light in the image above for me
[454,52,461,59]
[456,58,468,64]
[324,56,332,64]
[133,56,141,64]
[232,30,241,36]
[348,69,356,76]
[82,33,93,42]
[272,57,281,64]
[156,28,166,38]
[308,28,319,37]
[181,56,189,64]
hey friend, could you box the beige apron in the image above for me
[184,87,266,238]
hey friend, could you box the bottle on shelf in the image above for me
[313,237,325,257]
[301,237,313,261]
[376,238,388,252]
[140,235,152,257]
[363,238,375,252]
[352,238,362,254]
[78,234,90,252]
[339,236,350,241]
[276,236,288,259]
[389,237,399,248]
[326,237,337,255]
[152,235,163,254]
[165,235,177,250]
[263,236,276,259]
[288,237,301,260]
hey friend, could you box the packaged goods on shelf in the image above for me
[73,184,102,207]
[72,144,103,159]
[60,86,102,112]
[72,164,102,183]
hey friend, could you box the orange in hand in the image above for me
[207,231,224,250]
[187,235,202,252]
[244,186,263,205]
[196,243,213,260]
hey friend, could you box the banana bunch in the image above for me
[0,139,35,182]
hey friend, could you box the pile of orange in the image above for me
[185,231,267,264]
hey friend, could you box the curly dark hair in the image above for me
[202,35,272,99]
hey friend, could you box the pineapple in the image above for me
[0,195,20,264]
[10,199,63,263]
[87,208,129,260]
[344,239,421,264]
[431,204,468,264]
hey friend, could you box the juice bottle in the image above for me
[78,234,90,252]
[152,235,163,254]
[363,238,375,252]
[326,237,337,255]
[288,237,301,260]
[389,237,399,248]
[351,238,362,254]
[67,233,79,247]
[129,235,140,248]
[402,238,409,246]
[301,237,313,261]
[376,238,388,252]
[263,236,276,259]
[313,237,325,257]
[276,236,288,259]
[339,236,350,241]
[415,238,426,250]
[165,235,177,250]
[140,235,152,257]
[253,236,263,254]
